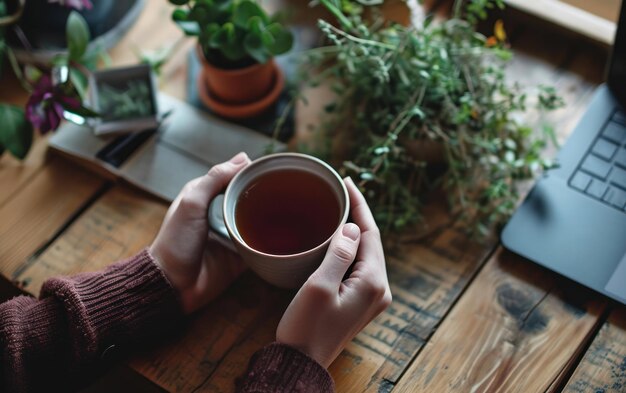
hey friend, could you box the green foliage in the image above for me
[52,11,95,100]
[67,11,90,61]
[300,0,564,236]
[0,105,33,160]
[169,0,293,68]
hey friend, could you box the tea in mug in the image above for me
[235,169,341,255]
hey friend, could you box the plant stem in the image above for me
[320,20,396,50]
[6,48,31,93]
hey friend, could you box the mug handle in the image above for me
[208,194,238,252]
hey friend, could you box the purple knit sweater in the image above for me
[0,250,334,392]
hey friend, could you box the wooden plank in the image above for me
[196,198,498,392]
[560,0,622,22]
[130,274,287,392]
[563,307,626,393]
[505,0,617,45]
[0,157,105,282]
[14,181,287,392]
[0,136,50,208]
[197,305,286,393]
[392,248,607,393]
[15,185,166,296]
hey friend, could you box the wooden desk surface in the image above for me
[1,2,625,392]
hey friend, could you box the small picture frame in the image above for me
[89,64,159,135]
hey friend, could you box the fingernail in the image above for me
[230,152,248,164]
[342,223,360,241]
[344,176,355,186]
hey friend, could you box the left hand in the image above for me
[150,152,251,314]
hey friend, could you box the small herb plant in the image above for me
[98,79,154,120]
[169,0,294,69]
[299,0,564,237]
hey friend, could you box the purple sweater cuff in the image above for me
[237,342,335,392]
[40,248,182,365]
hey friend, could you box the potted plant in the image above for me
[297,0,564,237]
[0,8,100,160]
[169,0,294,119]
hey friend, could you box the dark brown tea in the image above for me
[235,169,341,255]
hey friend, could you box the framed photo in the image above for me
[89,64,159,135]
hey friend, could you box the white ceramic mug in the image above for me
[208,153,350,288]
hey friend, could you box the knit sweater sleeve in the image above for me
[237,342,335,393]
[0,249,182,392]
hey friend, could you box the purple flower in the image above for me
[25,74,81,134]
[47,0,93,10]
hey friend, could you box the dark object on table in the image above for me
[502,2,626,305]
[7,0,144,63]
[95,128,156,168]
[89,64,159,135]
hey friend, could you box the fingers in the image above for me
[312,223,361,292]
[176,152,250,217]
[344,177,385,267]
[344,177,378,234]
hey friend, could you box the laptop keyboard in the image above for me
[569,110,626,212]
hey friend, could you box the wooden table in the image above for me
[1,2,625,392]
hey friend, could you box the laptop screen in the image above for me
[609,1,626,109]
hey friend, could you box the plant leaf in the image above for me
[319,0,353,29]
[220,31,247,61]
[66,11,90,61]
[233,0,267,28]
[244,33,268,63]
[168,0,190,5]
[189,4,210,24]
[0,105,33,160]
[69,68,88,99]
[65,103,100,118]
[248,15,264,35]
[264,23,293,55]
[172,9,189,21]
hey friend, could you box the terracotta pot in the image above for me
[197,45,276,105]
[197,66,284,120]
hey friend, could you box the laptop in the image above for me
[502,3,626,305]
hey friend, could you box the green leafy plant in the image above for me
[169,0,294,68]
[298,0,564,237]
[0,9,99,160]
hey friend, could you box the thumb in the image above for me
[313,223,361,292]
[199,152,251,201]
[175,152,250,216]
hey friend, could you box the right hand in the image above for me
[276,177,392,368]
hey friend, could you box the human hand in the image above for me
[276,177,392,368]
[150,152,251,314]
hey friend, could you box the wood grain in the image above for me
[392,248,607,393]
[192,198,497,393]
[0,157,104,282]
[563,307,626,393]
[12,180,287,392]
[130,275,288,392]
[0,2,619,392]
[0,135,50,208]
[15,185,166,296]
